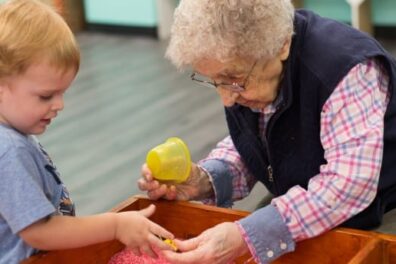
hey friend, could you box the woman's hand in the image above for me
[162,222,249,264]
[138,163,214,201]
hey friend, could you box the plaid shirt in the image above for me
[200,58,389,244]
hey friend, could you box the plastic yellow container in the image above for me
[146,137,191,183]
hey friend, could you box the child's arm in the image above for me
[19,204,173,257]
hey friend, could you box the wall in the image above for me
[372,0,396,25]
[304,0,351,22]
[303,0,396,25]
[1,0,392,28]
[83,0,157,27]
[82,0,395,28]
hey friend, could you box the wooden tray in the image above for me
[22,196,396,264]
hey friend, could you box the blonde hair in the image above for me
[166,0,295,69]
[0,0,80,77]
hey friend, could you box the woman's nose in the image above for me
[218,88,239,107]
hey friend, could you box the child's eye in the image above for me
[40,95,53,101]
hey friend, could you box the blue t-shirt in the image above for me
[0,124,75,264]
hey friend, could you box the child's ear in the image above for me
[0,81,6,102]
[0,78,11,102]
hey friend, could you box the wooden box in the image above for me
[23,196,396,264]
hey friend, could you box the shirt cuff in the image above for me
[237,204,295,263]
[199,159,233,207]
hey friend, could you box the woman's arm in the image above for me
[272,58,389,241]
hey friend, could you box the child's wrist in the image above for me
[109,212,119,241]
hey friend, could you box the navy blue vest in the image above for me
[225,10,396,229]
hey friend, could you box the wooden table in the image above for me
[22,196,396,264]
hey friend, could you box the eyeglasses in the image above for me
[190,61,257,92]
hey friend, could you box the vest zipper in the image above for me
[267,165,274,182]
[262,136,276,187]
[264,102,287,194]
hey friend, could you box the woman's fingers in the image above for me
[141,163,154,180]
[139,244,158,258]
[147,183,174,200]
[163,246,206,264]
[173,237,199,252]
[130,247,141,256]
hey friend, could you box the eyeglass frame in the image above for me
[190,60,258,92]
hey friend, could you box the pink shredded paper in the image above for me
[108,248,171,264]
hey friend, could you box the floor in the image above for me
[38,31,396,235]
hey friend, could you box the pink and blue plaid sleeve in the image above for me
[272,59,390,241]
[198,136,257,206]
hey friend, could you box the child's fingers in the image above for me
[138,204,156,217]
[149,234,175,251]
[151,222,174,240]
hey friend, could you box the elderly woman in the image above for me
[139,0,396,263]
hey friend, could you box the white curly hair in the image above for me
[165,0,295,69]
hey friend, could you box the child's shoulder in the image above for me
[0,124,33,157]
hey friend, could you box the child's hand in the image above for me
[114,204,174,258]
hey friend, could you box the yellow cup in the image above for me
[146,137,191,183]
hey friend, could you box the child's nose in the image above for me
[52,96,64,111]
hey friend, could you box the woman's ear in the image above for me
[278,35,292,61]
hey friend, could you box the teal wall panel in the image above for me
[304,0,351,23]
[372,0,396,25]
[0,0,392,27]
[84,0,158,27]
[304,0,396,26]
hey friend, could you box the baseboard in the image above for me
[85,23,158,38]
[374,26,396,39]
